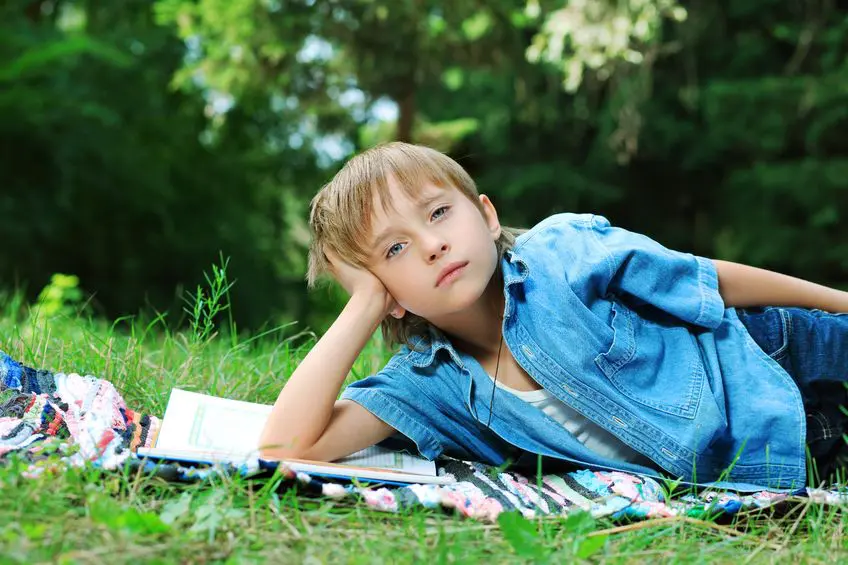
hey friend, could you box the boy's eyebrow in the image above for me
[369,191,446,250]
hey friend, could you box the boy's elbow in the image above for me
[258,431,313,460]
[259,443,309,461]
[259,447,293,460]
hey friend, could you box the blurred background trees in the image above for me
[2,0,847,332]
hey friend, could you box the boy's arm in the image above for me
[713,259,848,312]
[296,399,396,462]
[258,293,395,461]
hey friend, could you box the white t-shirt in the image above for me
[491,376,654,467]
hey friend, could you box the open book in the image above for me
[137,388,454,485]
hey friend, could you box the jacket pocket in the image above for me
[594,300,636,376]
[735,307,790,361]
[594,300,703,419]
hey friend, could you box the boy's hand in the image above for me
[325,249,405,319]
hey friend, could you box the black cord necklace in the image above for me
[485,331,504,430]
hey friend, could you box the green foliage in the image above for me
[0,34,131,83]
[88,493,171,536]
[497,509,608,561]
[0,0,330,330]
[159,489,247,543]
[34,274,83,319]
[2,0,848,333]
[498,511,548,560]
[184,255,235,345]
[527,0,687,91]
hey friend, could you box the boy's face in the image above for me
[365,176,502,322]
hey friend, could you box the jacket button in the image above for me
[521,345,534,358]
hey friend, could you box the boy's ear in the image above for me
[390,306,407,319]
[478,194,502,239]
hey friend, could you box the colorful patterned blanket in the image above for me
[3,350,846,522]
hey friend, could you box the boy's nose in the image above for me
[428,243,449,263]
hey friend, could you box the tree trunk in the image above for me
[395,89,416,143]
[25,1,46,21]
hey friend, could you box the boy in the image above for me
[260,142,848,489]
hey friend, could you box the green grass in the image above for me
[1,304,847,564]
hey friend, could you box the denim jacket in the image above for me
[341,214,806,491]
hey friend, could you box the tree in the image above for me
[0,0,328,328]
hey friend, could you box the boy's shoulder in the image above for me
[364,335,443,376]
[508,213,609,267]
[375,328,464,377]
[512,213,598,251]
[341,336,455,399]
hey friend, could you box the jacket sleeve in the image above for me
[587,214,725,329]
[339,369,443,460]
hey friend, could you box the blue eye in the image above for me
[386,243,404,258]
[431,206,449,220]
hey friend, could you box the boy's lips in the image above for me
[436,261,469,287]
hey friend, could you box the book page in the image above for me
[152,389,436,475]
[154,389,272,458]
[334,446,436,476]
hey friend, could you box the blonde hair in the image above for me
[307,142,522,347]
